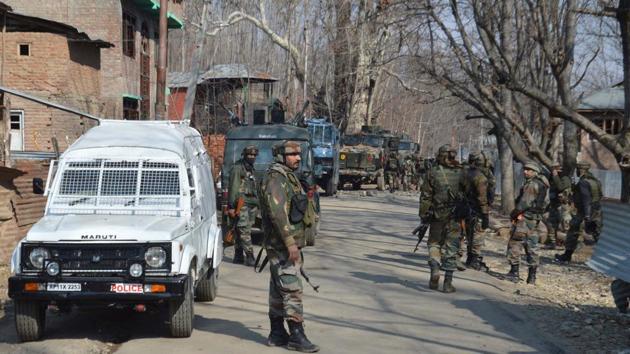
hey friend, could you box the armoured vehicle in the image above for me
[338,126,389,190]
[9,120,221,341]
[398,139,419,159]
[306,117,340,196]
[220,124,320,245]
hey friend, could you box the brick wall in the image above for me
[3,0,184,119]
[204,134,226,179]
[579,112,620,171]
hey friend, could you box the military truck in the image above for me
[398,139,419,159]
[338,126,388,191]
[220,124,320,245]
[306,117,340,196]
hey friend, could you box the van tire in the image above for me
[14,300,46,342]
[169,269,194,337]
[195,268,218,302]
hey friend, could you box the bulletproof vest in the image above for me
[583,174,602,203]
[429,164,464,219]
[388,156,399,169]
[530,176,549,215]
[261,164,307,248]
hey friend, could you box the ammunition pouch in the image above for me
[289,194,309,224]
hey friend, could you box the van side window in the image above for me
[187,168,196,198]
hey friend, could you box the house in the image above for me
[2,0,184,121]
[167,64,279,135]
[577,84,624,171]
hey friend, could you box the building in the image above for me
[2,0,184,121]
[577,84,624,171]
[167,64,279,134]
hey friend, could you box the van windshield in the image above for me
[48,160,183,216]
[308,125,333,145]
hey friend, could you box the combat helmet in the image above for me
[468,151,485,167]
[523,161,541,174]
[242,145,259,156]
[272,140,302,163]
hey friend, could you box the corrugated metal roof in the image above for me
[577,85,624,111]
[587,200,630,282]
[168,64,278,88]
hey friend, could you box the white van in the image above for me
[8,120,222,341]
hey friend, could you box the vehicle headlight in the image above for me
[29,247,50,269]
[144,247,166,268]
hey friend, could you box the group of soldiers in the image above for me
[417,144,603,292]
[227,143,319,353]
[385,151,432,192]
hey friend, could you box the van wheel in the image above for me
[169,269,194,337]
[195,268,218,302]
[14,300,46,342]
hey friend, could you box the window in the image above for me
[595,118,622,135]
[9,110,24,151]
[122,13,136,58]
[123,97,139,120]
[18,44,30,56]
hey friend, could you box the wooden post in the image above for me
[155,0,169,120]
[1,93,12,167]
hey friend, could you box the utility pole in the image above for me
[182,1,209,121]
[155,0,168,120]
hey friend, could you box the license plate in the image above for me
[110,283,143,294]
[47,283,81,292]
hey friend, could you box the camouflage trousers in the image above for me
[402,174,413,191]
[267,249,304,323]
[507,217,540,266]
[543,203,572,244]
[565,207,603,252]
[428,219,463,271]
[235,205,257,253]
[385,171,399,190]
[458,215,484,258]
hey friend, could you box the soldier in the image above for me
[555,162,603,263]
[385,151,400,192]
[413,153,425,188]
[462,152,490,270]
[543,164,572,249]
[506,162,549,284]
[259,141,319,352]
[402,155,415,191]
[419,144,467,293]
[480,151,496,206]
[228,145,259,266]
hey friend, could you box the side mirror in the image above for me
[33,178,44,195]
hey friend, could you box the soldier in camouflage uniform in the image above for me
[506,162,549,285]
[543,164,572,249]
[555,162,603,263]
[402,155,415,191]
[480,151,496,206]
[385,151,400,192]
[461,152,490,270]
[259,141,319,353]
[413,153,425,188]
[419,144,466,293]
[228,145,259,266]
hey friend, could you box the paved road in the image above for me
[0,193,566,354]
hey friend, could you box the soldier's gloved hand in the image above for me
[481,214,490,229]
[288,244,300,264]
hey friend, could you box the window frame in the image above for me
[122,12,136,58]
[9,110,24,151]
[123,97,140,120]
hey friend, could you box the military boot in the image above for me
[467,255,483,271]
[554,250,573,263]
[287,321,320,353]
[456,258,466,271]
[443,271,456,293]
[465,253,474,267]
[505,264,519,283]
[267,315,289,347]
[429,260,440,290]
[526,266,537,285]
[233,247,244,264]
[244,250,256,267]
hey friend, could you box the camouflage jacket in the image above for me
[515,175,549,220]
[259,162,306,251]
[228,160,258,208]
[419,163,466,221]
[464,167,489,215]
[480,166,496,204]
[573,172,602,216]
[549,174,572,205]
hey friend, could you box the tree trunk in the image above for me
[563,121,578,173]
[498,135,515,214]
[618,0,630,202]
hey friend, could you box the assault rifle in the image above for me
[412,221,429,253]
[224,197,245,246]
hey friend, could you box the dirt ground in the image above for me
[481,209,630,354]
